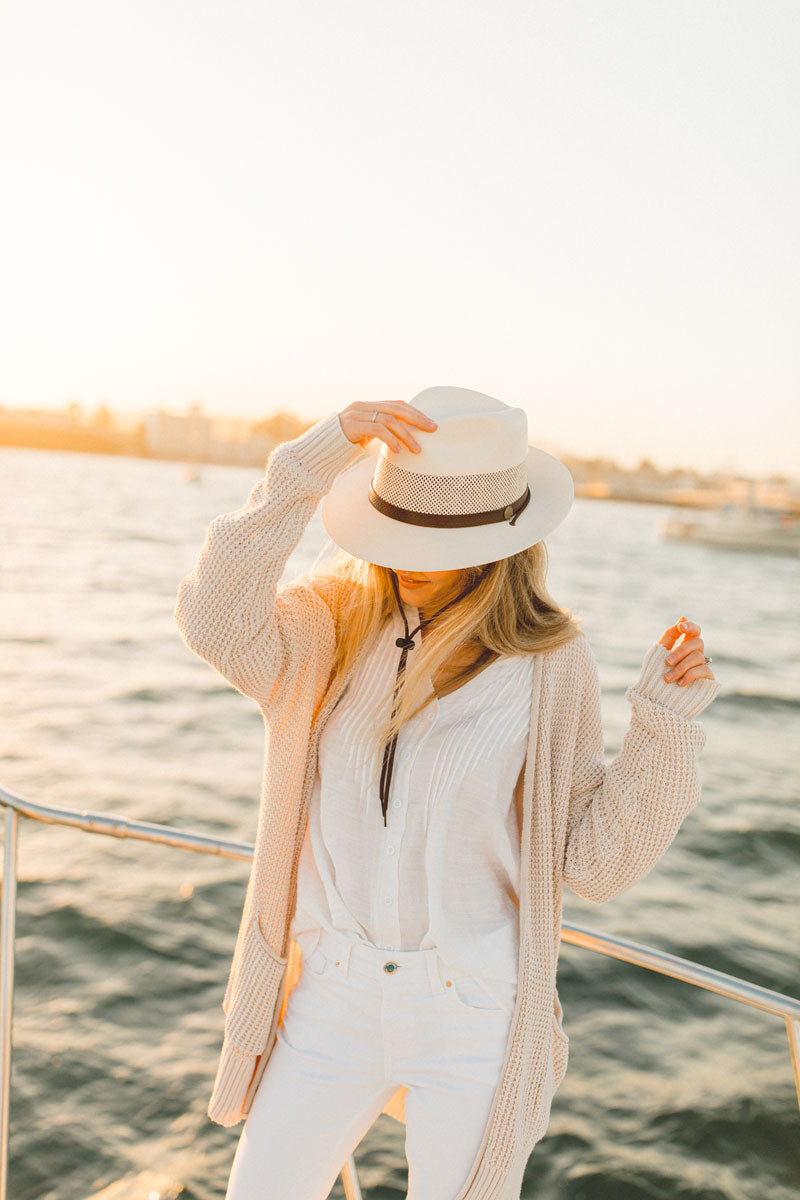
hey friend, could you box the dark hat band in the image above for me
[368,483,532,528]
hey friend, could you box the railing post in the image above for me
[0,807,19,1200]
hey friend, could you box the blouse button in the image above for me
[401,750,411,761]
[386,844,395,855]
[392,799,401,808]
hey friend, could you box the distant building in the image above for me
[0,404,135,455]
[251,412,308,443]
[141,403,282,465]
[144,403,213,460]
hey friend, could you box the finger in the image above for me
[357,412,419,453]
[664,647,707,681]
[658,616,701,650]
[394,402,439,429]
[664,635,704,668]
[674,663,715,686]
[368,419,403,453]
[349,408,437,452]
[376,410,424,451]
[355,401,438,430]
[659,619,687,650]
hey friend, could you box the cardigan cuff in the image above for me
[281,410,365,492]
[207,1039,254,1127]
[628,641,721,721]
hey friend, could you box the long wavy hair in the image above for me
[292,537,582,790]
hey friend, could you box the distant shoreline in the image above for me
[4,431,798,514]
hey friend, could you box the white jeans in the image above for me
[224,925,518,1200]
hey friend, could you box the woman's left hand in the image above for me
[659,617,716,686]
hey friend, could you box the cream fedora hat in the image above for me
[320,385,574,572]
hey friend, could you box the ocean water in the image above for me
[0,444,798,1200]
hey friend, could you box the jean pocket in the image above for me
[448,973,514,1014]
[303,940,335,978]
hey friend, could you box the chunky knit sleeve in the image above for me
[562,637,720,905]
[173,411,364,710]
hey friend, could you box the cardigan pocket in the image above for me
[551,1010,569,1046]
[223,915,289,1057]
[550,1014,569,1090]
[552,987,569,1045]
[551,992,570,1089]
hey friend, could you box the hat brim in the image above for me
[319,445,575,572]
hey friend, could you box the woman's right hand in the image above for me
[337,401,438,455]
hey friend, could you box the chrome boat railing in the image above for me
[2,783,798,1200]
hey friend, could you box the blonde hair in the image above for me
[293,537,582,790]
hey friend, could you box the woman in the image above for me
[174,386,720,1200]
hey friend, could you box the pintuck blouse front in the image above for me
[288,603,537,990]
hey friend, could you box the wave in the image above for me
[0,634,55,646]
[715,690,800,713]
[691,825,800,868]
[602,683,800,711]
[113,683,234,704]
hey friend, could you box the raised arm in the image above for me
[174,400,439,712]
[562,631,721,905]
[173,411,364,711]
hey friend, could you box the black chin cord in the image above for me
[378,571,480,826]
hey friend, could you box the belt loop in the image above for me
[320,927,354,977]
[339,937,354,977]
[325,929,354,977]
[426,951,446,995]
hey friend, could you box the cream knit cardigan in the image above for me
[173,410,721,1200]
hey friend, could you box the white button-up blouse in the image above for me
[288,605,537,987]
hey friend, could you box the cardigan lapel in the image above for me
[241,641,375,1111]
[450,651,550,1200]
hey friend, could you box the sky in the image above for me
[1,1,798,475]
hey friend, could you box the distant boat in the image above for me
[660,503,800,556]
[182,462,203,483]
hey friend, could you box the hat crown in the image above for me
[386,386,529,476]
[370,388,530,518]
